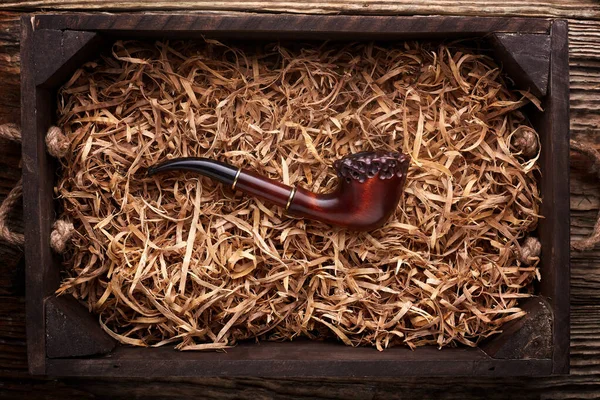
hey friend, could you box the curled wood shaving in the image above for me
[56,40,541,351]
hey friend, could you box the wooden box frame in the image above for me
[21,13,570,377]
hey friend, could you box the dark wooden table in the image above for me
[0,2,599,399]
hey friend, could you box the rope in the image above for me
[0,123,23,246]
[513,127,539,158]
[0,123,22,143]
[0,123,73,252]
[50,219,75,253]
[46,125,71,158]
[0,178,23,246]
[519,236,541,265]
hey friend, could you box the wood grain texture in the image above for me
[0,0,599,20]
[0,2,597,398]
[31,13,552,36]
[0,13,24,300]
[539,19,570,374]
[0,300,599,399]
[0,13,19,125]
[19,13,46,375]
[568,18,600,310]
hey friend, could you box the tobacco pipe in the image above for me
[147,151,410,231]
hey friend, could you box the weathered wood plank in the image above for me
[0,12,24,297]
[0,5,598,399]
[1,297,600,398]
[566,18,600,308]
[0,0,600,20]
[0,296,26,374]
[0,13,20,125]
[569,19,600,142]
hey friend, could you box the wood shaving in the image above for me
[56,40,542,350]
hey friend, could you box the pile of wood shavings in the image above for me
[55,40,542,350]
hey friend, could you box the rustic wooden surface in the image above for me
[0,1,599,398]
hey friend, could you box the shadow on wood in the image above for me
[45,295,115,359]
[481,297,553,360]
[33,29,102,87]
[490,33,551,97]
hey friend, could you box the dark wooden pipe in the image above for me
[147,151,410,231]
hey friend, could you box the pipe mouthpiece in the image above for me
[145,157,240,186]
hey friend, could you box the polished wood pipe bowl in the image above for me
[147,151,410,231]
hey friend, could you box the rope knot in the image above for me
[519,236,542,265]
[45,126,71,158]
[50,219,75,253]
[513,127,539,158]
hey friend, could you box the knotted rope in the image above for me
[519,236,542,265]
[0,176,23,246]
[0,123,24,246]
[0,123,74,252]
[50,219,75,253]
[513,126,539,158]
[45,125,71,158]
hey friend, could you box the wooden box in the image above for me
[21,13,570,377]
